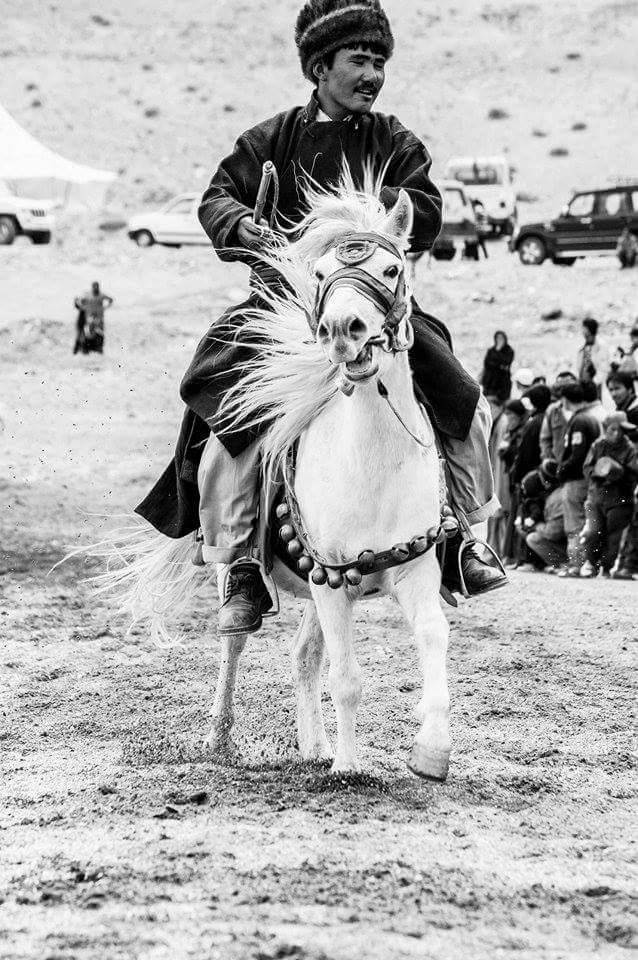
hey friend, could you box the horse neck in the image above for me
[335,350,426,458]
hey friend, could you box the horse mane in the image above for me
[215,163,407,485]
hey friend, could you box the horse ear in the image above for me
[384,188,413,245]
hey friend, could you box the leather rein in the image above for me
[307,231,413,354]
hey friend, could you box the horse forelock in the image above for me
[215,164,407,484]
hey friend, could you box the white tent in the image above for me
[0,104,116,210]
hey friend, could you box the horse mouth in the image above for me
[344,343,379,381]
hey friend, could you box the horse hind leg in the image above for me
[204,633,247,754]
[292,601,333,762]
[394,563,451,782]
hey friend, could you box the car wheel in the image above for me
[518,235,546,265]
[0,216,17,245]
[134,229,154,248]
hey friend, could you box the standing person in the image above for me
[76,281,113,354]
[486,395,510,557]
[510,384,552,487]
[135,0,506,638]
[480,331,514,405]
[616,227,638,269]
[556,381,602,576]
[576,317,608,397]
[606,370,638,427]
[72,297,87,355]
[580,413,638,577]
[498,398,529,566]
[539,371,578,462]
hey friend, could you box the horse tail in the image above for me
[62,520,210,646]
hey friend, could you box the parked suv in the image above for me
[511,183,638,265]
[0,182,54,245]
[444,155,517,235]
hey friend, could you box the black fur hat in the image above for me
[295,0,394,81]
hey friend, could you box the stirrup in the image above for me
[457,537,507,599]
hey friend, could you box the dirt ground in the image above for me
[1,240,637,960]
[2,0,638,956]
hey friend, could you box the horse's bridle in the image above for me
[307,231,413,354]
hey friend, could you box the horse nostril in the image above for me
[348,317,367,338]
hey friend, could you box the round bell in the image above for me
[358,550,375,569]
[442,517,459,535]
[275,502,290,520]
[345,567,362,586]
[279,524,295,542]
[391,542,410,561]
[327,568,344,589]
[441,504,455,518]
[287,539,304,558]
[427,525,440,543]
[311,566,328,585]
[410,536,428,555]
[297,555,314,573]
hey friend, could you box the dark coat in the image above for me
[136,97,481,539]
[480,343,514,405]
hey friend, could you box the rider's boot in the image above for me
[460,541,508,595]
[217,560,273,636]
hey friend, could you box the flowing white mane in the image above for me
[216,165,408,483]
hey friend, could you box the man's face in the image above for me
[92,283,99,295]
[605,423,623,443]
[608,380,630,406]
[315,45,386,118]
[583,325,595,345]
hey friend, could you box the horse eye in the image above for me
[384,264,399,279]
[315,270,325,282]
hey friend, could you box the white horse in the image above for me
[99,171,451,782]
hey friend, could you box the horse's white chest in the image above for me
[294,392,439,559]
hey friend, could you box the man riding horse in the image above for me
[136,0,507,636]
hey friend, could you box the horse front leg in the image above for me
[292,601,333,762]
[204,633,247,754]
[310,585,361,773]
[394,561,451,781]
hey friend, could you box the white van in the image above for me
[444,156,517,235]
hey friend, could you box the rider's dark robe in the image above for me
[136,96,481,539]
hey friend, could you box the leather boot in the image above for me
[460,544,508,596]
[218,562,273,636]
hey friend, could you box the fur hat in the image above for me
[295,0,394,81]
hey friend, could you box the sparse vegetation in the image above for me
[487,107,510,120]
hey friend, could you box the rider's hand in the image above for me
[237,216,273,249]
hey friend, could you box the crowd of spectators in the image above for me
[482,318,638,580]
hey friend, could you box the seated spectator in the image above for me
[607,370,638,427]
[523,460,568,571]
[556,381,602,576]
[580,413,638,577]
[539,371,578,462]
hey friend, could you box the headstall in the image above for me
[307,231,413,354]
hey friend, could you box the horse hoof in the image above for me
[407,743,449,782]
